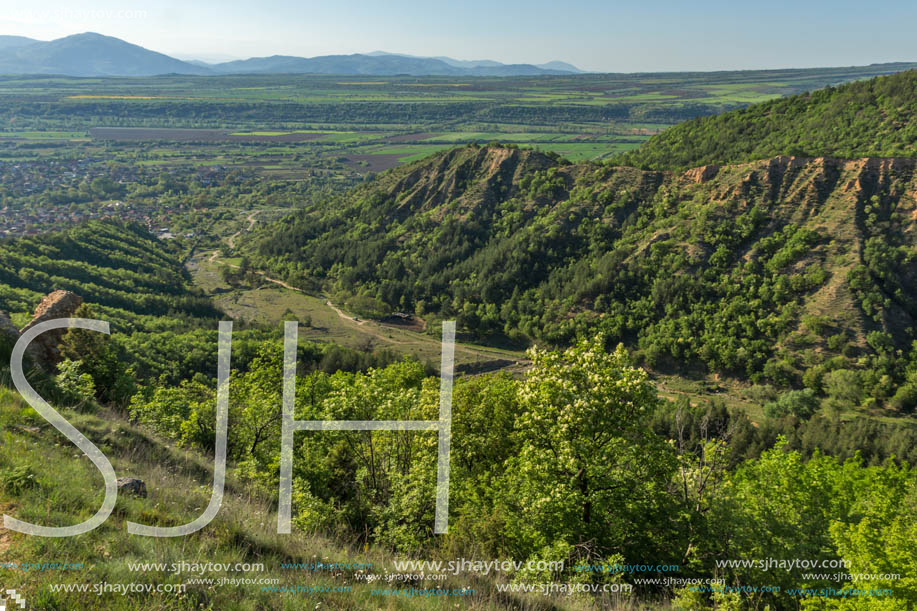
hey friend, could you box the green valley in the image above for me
[2,61,917,611]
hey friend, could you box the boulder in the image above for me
[117,477,147,498]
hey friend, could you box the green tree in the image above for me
[54,358,96,408]
[763,388,820,420]
[811,469,917,610]
[501,338,678,568]
[59,304,135,406]
[710,440,870,607]
[823,369,863,409]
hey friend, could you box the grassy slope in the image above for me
[189,250,527,372]
[0,386,583,610]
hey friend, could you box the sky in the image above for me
[0,0,915,72]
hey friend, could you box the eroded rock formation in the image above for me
[16,290,84,368]
[683,164,720,183]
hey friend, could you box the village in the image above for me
[0,157,229,236]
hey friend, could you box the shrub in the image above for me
[823,369,863,407]
[890,374,917,414]
[763,389,820,420]
[54,358,96,409]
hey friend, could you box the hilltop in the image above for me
[618,69,917,169]
[0,33,212,77]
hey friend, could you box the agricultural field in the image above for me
[2,63,914,239]
[3,63,915,169]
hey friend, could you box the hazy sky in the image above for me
[1,0,915,72]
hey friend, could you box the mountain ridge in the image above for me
[0,32,581,77]
[246,144,917,397]
[0,32,212,76]
[364,51,584,73]
[0,35,38,50]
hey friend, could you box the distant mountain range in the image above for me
[364,51,584,74]
[0,33,212,76]
[0,33,583,77]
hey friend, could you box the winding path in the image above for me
[227,210,261,250]
[325,301,366,325]
[201,251,524,363]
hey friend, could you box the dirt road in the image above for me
[226,210,261,250]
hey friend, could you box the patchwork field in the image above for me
[2,63,914,179]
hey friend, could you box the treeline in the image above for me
[0,100,498,128]
[618,69,917,169]
[652,397,917,467]
[477,101,739,125]
[0,100,734,131]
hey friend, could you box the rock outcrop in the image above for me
[17,290,83,367]
[683,164,720,183]
[117,477,147,498]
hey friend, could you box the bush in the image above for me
[823,369,863,407]
[763,389,820,420]
[746,384,778,403]
[54,359,96,409]
[890,374,917,414]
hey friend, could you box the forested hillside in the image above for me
[4,217,916,609]
[249,145,917,413]
[0,221,239,391]
[0,221,408,395]
[617,69,917,169]
[0,220,218,330]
